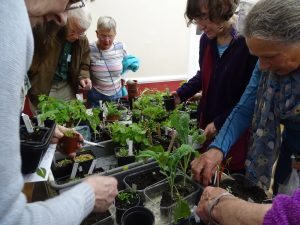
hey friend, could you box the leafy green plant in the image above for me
[105,101,121,118]
[57,159,73,167]
[116,147,129,157]
[116,191,135,204]
[38,95,100,133]
[173,199,191,223]
[168,111,205,185]
[63,129,76,138]
[138,145,196,222]
[108,122,148,147]
[138,145,178,198]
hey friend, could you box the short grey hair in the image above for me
[244,0,300,43]
[97,16,117,34]
[67,4,92,30]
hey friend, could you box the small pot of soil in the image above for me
[52,150,95,180]
[115,147,136,167]
[74,150,96,178]
[58,131,80,155]
[51,158,73,180]
[127,80,138,98]
[163,95,175,111]
[20,119,55,174]
[123,166,166,201]
[152,135,171,150]
[121,206,154,225]
[106,114,120,122]
[219,174,268,203]
[81,210,113,225]
[115,190,140,225]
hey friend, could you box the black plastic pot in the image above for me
[114,147,136,167]
[20,119,55,174]
[115,190,140,225]
[173,215,206,225]
[82,210,113,225]
[121,206,154,225]
[52,150,95,180]
[163,96,175,111]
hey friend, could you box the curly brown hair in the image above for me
[185,0,239,26]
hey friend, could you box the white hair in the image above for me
[67,3,92,30]
[97,16,117,34]
[244,0,300,43]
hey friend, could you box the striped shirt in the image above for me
[90,41,127,96]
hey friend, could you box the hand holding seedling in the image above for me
[53,125,83,157]
[84,175,118,212]
[170,91,181,104]
[191,148,223,186]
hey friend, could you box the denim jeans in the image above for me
[88,87,122,107]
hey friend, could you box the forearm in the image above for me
[209,63,261,156]
[177,71,202,102]
[213,197,271,225]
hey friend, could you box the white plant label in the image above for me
[22,113,34,133]
[127,139,133,156]
[99,100,103,109]
[70,163,79,179]
[36,114,44,127]
[88,159,97,175]
[76,93,83,102]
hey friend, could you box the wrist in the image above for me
[208,192,236,223]
[212,195,240,223]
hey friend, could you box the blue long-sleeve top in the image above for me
[177,33,257,130]
[210,62,300,156]
[209,63,260,156]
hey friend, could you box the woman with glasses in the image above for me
[172,0,257,180]
[88,16,131,105]
[27,5,92,108]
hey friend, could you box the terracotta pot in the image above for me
[106,114,120,122]
[58,133,80,155]
[127,80,138,98]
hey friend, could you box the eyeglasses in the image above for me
[66,0,85,10]
[192,13,210,24]
[98,34,115,40]
[70,31,86,38]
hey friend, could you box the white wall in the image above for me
[86,0,195,81]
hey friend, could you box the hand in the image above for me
[84,176,118,212]
[191,148,223,186]
[80,78,92,90]
[53,125,83,157]
[170,91,181,104]
[197,186,229,223]
[188,92,202,102]
[203,122,217,140]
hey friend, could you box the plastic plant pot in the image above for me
[121,206,155,225]
[20,119,55,174]
[115,190,140,225]
[58,132,80,155]
[163,96,175,111]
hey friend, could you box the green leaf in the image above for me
[173,199,191,223]
[36,167,47,178]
